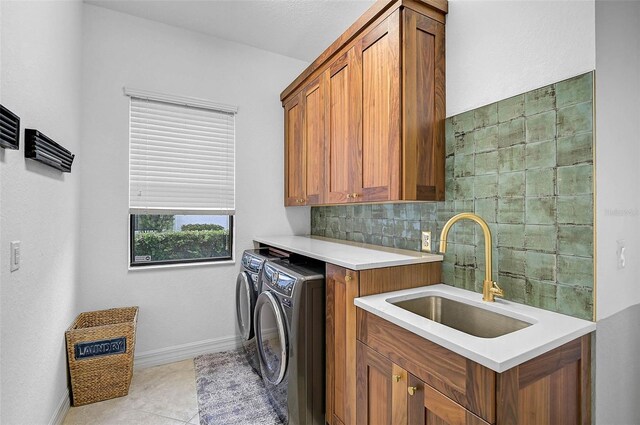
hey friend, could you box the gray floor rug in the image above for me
[194,348,283,425]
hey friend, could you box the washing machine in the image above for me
[254,259,325,425]
[235,248,283,375]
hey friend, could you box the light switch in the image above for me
[10,241,20,272]
[617,239,626,269]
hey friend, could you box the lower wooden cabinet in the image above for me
[356,309,592,425]
[326,265,359,425]
[357,341,408,425]
[325,262,442,425]
[357,341,489,425]
[408,374,491,425]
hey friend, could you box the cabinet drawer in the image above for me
[357,309,495,423]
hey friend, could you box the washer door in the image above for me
[255,291,288,385]
[235,272,255,341]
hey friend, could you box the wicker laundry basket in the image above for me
[65,306,139,406]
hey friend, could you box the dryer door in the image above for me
[255,291,288,385]
[235,272,255,341]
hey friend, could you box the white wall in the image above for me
[594,0,640,320]
[594,1,640,422]
[79,5,309,359]
[0,0,4,421]
[0,1,4,421]
[0,1,83,424]
[446,0,596,116]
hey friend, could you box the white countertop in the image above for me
[254,235,442,270]
[355,284,596,373]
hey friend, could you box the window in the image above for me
[126,88,236,267]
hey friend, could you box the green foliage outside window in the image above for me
[180,223,225,232]
[134,229,230,262]
[136,215,175,232]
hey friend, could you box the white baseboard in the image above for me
[49,389,70,425]
[134,335,242,369]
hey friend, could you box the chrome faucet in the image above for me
[439,213,505,302]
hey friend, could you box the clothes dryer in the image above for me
[254,259,325,425]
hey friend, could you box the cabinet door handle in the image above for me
[393,374,401,382]
[346,193,352,199]
[345,275,352,282]
[352,193,360,198]
[408,386,417,396]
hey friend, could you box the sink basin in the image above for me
[390,295,532,338]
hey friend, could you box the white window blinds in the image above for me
[127,89,236,215]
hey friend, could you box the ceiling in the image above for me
[85,0,376,63]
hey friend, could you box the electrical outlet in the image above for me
[10,241,20,272]
[421,231,432,252]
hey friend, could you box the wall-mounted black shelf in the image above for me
[0,104,20,150]
[25,129,75,172]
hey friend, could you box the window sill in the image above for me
[128,259,235,271]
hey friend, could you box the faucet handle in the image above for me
[490,281,504,298]
[482,280,504,302]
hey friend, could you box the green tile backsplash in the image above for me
[311,72,595,320]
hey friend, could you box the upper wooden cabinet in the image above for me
[327,47,362,204]
[282,0,447,206]
[284,93,304,206]
[303,76,327,205]
[284,76,328,206]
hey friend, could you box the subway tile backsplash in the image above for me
[311,72,594,320]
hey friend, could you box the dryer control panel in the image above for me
[242,253,265,274]
[263,264,295,297]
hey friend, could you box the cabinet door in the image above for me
[356,342,408,425]
[326,265,359,425]
[357,10,401,202]
[302,74,328,205]
[327,47,362,204]
[284,92,305,206]
[496,335,590,425]
[402,9,446,201]
[408,375,490,425]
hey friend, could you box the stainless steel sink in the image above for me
[390,295,531,338]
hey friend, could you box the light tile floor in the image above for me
[63,359,199,425]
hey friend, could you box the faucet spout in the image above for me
[439,212,504,302]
